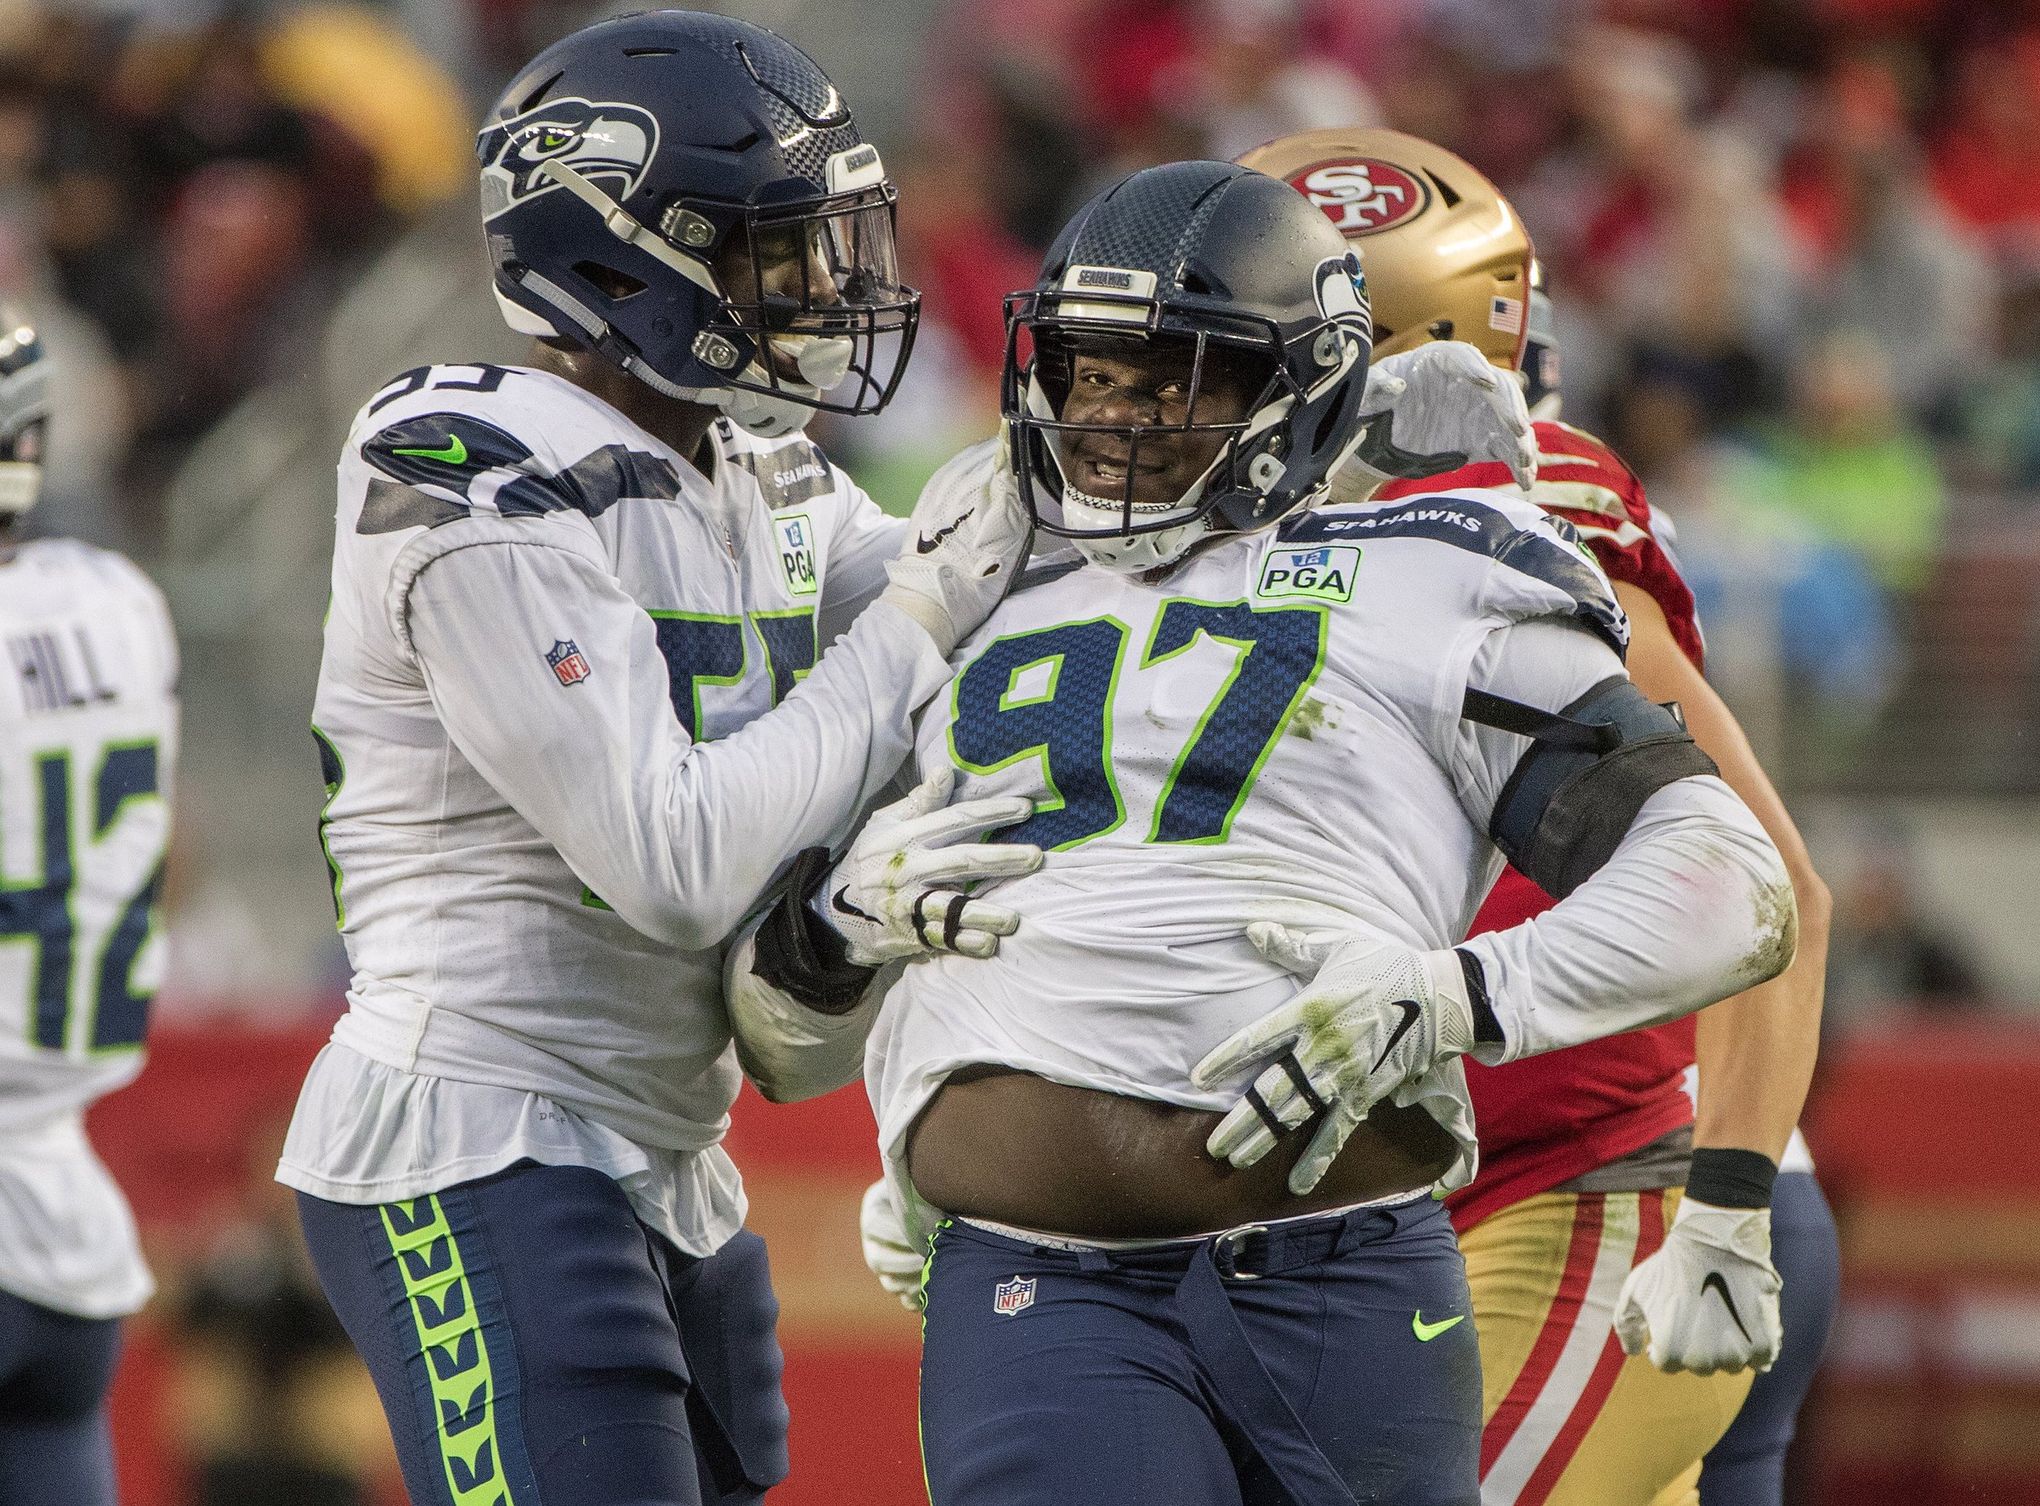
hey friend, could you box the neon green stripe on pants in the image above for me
[381,1195,520,1506]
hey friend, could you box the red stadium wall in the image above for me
[84,1017,2040,1505]
[1797,1020,2040,1505]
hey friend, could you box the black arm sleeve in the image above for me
[1467,676,1720,899]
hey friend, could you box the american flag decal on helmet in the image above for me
[546,639,592,686]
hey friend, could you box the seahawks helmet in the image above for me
[1002,161,1372,573]
[478,11,918,438]
[0,305,47,517]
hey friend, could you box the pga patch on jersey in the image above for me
[993,1274,1037,1316]
[545,638,593,686]
[775,513,819,597]
[1256,544,1359,603]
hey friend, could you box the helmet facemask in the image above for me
[492,136,918,438]
[1021,325,1283,572]
[1002,261,1366,574]
[690,182,918,435]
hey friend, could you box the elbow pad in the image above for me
[1468,676,1719,898]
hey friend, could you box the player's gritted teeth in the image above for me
[1070,439,1169,493]
[1056,342,1263,514]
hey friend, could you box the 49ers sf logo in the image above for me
[1289,158,1429,236]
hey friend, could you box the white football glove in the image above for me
[860,1178,928,1312]
[822,766,1042,967]
[1191,923,1477,1194]
[1614,1197,1784,1375]
[881,435,1033,655]
[1345,340,1537,491]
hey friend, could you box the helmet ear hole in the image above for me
[1426,319,1454,341]
[573,261,647,300]
[1311,402,1345,454]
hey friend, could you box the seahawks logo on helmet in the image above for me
[477,97,659,218]
[1314,252,1372,338]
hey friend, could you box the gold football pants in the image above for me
[1461,1188,1753,1506]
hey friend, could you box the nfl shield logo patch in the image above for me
[546,639,592,686]
[993,1275,1037,1316]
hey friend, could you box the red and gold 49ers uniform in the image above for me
[1379,421,1751,1506]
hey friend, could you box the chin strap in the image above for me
[1061,488,1214,574]
[711,382,815,439]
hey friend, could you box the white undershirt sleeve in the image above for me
[401,529,952,952]
[1447,616,1796,1065]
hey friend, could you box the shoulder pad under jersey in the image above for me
[348,364,685,536]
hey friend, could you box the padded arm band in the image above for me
[751,847,879,1015]
[1471,676,1720,899]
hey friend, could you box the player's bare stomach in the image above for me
[907,1067,1458,1240]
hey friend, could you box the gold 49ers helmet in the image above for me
[1237,127,1532,370]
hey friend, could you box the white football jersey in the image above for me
[0,537,177,1317]
[280,363,941,1253]
[868,487,1631,1210]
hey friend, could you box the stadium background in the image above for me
[4,0,2040,1499]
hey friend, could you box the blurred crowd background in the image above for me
[4,0,2040,1502]
[10,0,2040,1013]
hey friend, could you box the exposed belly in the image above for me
[907,1066,1457,1239]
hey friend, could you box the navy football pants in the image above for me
[1699,1171,1841,1506]
[920,1196,1483,1506]
[0,1287,121,1506]
[298,1160,789,1506]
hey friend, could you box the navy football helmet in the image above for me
[478,11,918,437]
[0,304,48,518]
[1002,162,1372,572]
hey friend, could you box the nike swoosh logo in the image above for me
[916,507,973,554]
[831,886,878,925]
[1700,1271,1752,1344]
[1368,999,1422,1076]
[392,435,468,465]
[1412,1311,1465,1342]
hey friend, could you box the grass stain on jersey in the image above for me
[1286,696,1335,741]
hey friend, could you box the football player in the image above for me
[738,159,1795,1505]
[0,305,178,1505]
[273,15,1043,1506]
[1238,127,1837,1506]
